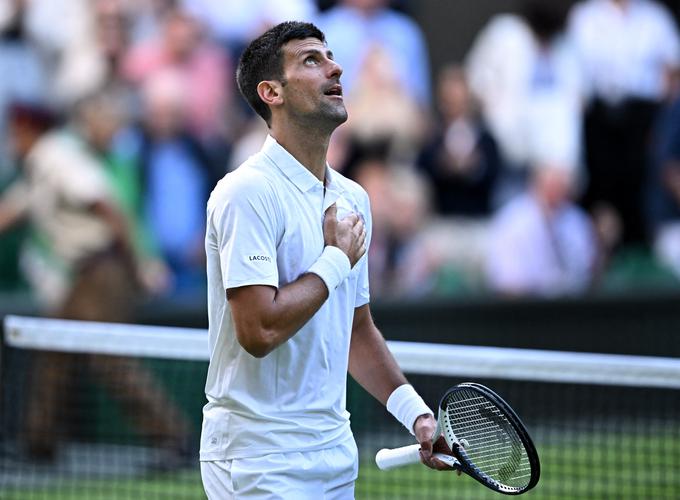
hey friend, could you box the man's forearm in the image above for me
[349,304,433,435]
[229,272,330,358]
[348,305,407,404]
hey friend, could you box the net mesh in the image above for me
[2,315,680,499]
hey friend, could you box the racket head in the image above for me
[439,382,540,495]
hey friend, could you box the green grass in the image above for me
[357,430,680,500]
[2,470,205,500]
[4,431,680,499]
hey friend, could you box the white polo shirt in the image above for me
[200,135,371,461]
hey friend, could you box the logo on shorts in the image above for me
[248,255,272,263]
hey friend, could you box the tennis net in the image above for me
[1,315,679,499]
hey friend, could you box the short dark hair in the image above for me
[7,101,57,133]
[521,1,567,42]
[236,21,326,125]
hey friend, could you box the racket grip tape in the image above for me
[375,444,422,470]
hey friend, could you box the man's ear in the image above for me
[257,80,284,109]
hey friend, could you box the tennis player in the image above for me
[200,21,451,499]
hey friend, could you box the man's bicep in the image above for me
[227,284,278,351]
[227,284,277,320]
[351,303,373,334]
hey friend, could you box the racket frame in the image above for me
[375,382,541,495]
[441,382,540,495]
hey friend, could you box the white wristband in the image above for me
[308,246,351,293]
[386,384,434,435]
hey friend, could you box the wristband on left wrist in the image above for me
[386,384,434,436]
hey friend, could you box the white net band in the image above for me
[4,315,680,388]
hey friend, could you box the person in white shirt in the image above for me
[465,2,585,206]
[568,0,680,244]
[485,162,598,297]
[199,21,451,499]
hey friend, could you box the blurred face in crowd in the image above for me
[358,45,399,90]
[77,97,126,152]
[344,0,389,14]
[271,37,347,130]
[7,105,54,161]
[94,0,130,61]
[163,10,201,61]
[143,71,187,139]
[9,119,39,161]
[533,165,574,213]
[388,168,430,240]
[437,66,472,122]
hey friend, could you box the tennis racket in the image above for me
[375,382,540,495]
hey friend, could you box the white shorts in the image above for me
[200,437,358,499]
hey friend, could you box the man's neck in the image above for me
[269,122,332,182]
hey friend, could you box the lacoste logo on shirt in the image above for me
[248,255,272,263]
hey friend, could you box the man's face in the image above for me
[534,166,573,211]
[8,120,37,161]
[277,37,347,129]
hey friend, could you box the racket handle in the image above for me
[375,444,421,470]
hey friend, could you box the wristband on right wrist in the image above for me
[308,245,351,293]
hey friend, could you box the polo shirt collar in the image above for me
[261,135,345,197]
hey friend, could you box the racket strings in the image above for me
[443,390,531,488]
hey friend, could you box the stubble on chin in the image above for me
[322,100,348,126]
[303,101,347,133]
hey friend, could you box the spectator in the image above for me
[0,0,145,108]
[0,95,191,464]
[226,116,268,172]
[466,1,585,205]
[124,69,217,294]
[316,0,431,108]
[342,46,425,157]
[568,0,680,244]
[353,153,436,298]
[182,0,317,57]
[0,0,48,167]
[647,75,680,278]
[0,102,69,310]
[121,0,177,43]
[11,0,114,105]
[122,6,232,149]
[342,45,425,159]
[485,162,599,297]
[0,165,27,290]
[0,102,53,292]
[91,0,135,84]
[417,64,501,216]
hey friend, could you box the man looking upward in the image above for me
[200,21,449,499]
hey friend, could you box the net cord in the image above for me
[4,315,680,388]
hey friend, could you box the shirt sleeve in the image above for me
[211,175,280,290]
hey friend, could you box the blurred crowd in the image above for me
[0,0,679,305]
